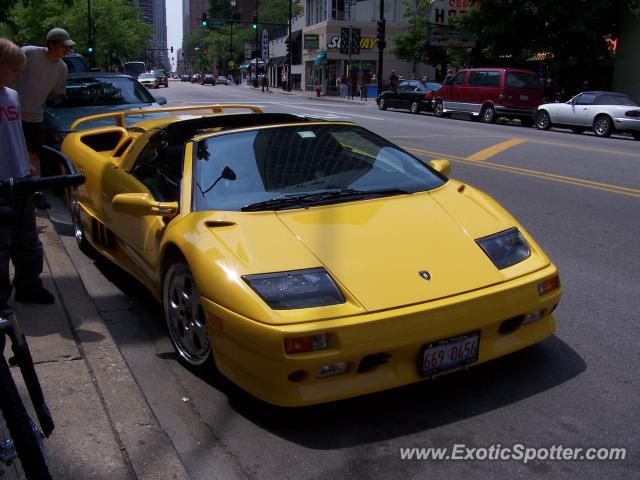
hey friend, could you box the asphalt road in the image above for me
[71,80,640,479]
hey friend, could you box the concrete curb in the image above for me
[41,196,191,480]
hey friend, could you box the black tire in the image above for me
[593,115,613,137]
[481,105,496,123]
[71,188,98,258]
[571,127,586,134]
[433,101,446,118]
[632,132,640,140]
[410,101,420,114]
[536,110,552,130]
[378,98,387,110]
[0,356,52,479]
[163,259,214,372]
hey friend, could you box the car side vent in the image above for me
[357,353,392,373]
[113,139,132,157]
[91,219,116,249]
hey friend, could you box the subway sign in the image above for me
[327,35,379,50]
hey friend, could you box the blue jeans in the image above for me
[0,193,44,310]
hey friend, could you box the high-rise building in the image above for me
[182,0,208,38]
[134,0,169,69]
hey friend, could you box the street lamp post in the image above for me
[87,0,93,67]
[287,0,292,91]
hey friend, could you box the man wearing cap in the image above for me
[14,27,73,212]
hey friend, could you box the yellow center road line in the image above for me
[404,146,640,199]
[466,138,528,161]
[528,138,640,159]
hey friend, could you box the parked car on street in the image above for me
[62,52,90,73]
[180,74,191,82]
[151,69,168,88]
[201,73,215,85]
[60,104,561,407]
[138,72,160,89]
[433,68,544,126]
[216,75,228,85]
[191,73,201,84]
[377,80,442,114]
[44,73,167,148]
[535,91,640,139]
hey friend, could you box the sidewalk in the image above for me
[245,82,378,105]
[6,197,190,479]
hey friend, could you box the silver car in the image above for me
[536,91,640,139]
[138,72,159,89]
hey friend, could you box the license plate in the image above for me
[420,331,480,377]
[520,94,529,101]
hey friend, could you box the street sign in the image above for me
[304,34,319,50]
[340,28,350,55]
[210,19,225,27]
[261,29,269,61]
[351,28,361,55]
[428,26,476,48]
[244,42,251,61]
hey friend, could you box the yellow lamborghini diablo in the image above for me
[61,105,561,406]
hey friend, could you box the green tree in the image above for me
[452,0,640,66]
[3,0,152,70]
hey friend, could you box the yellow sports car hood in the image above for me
[272,183,549,312]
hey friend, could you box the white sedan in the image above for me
[535,91,640,139]
[138,72,159,89]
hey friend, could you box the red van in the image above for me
[433,68,544,126]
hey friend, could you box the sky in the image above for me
[167,1,183,70]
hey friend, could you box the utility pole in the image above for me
[254,1,259,84]
[287,0,292,91]
[377,0,384,97]
[87,0,93,68]
[348,24,353,98]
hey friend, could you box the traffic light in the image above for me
[87,46,94,55]
[285,37,290,57]
[376,19,386,49]
[201,13,208,27]
[252,16,257,29]
[170,46,174,53]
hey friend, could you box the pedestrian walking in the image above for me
[0,38,55,308]
[261,73,269,92]
[389,69,399,91]
[336,75,342,97]
[14,27,73,210]
[444,68,454,84]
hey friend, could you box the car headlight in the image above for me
[476,227,531,269]
[243,268,345,310]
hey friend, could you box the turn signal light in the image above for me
[625,110,640,117]
[284,334,328,354]
[537,275,560,296]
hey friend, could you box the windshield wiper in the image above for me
[240,188,411,212]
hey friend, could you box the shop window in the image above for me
[332,0,346,20]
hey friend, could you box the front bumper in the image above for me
[203,264,561,406]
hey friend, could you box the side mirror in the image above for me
[429,159,451,177]
[155,96,168,105]
[112,193,178,218]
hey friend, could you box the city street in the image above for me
[52,80,639,479]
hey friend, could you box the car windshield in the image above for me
[193,124,446,212]
[421,82,442,90]
[139,73,155,79]
[49,76,155,108]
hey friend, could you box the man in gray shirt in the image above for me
[14,27,72,210]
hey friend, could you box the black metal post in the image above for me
[287,0,292,91]
[377,0,384,97]
[255,0,259,84]
[87,0,93,68]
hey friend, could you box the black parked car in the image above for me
[377,80,442,114]
[151,69,168,88]
[180,74,191,82]
[201,73,215,85]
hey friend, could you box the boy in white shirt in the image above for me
[0,37,54,309]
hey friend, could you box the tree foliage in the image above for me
[183,0,301,72]
[452,0,640,66]
[1,0,152,69]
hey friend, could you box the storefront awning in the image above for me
[239,62,250,69]
[271,55,288,66]
[314,50,327,66]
